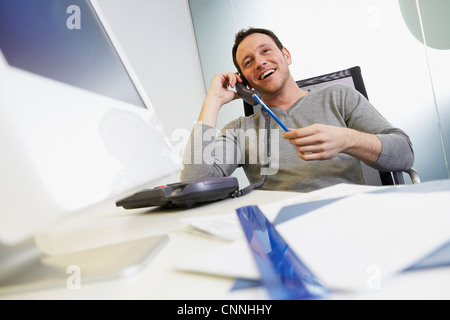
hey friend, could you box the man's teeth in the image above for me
[260,69,275,80]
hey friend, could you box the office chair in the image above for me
[243,66,420,186]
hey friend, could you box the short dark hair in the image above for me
[232,28,284,75]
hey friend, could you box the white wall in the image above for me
[96,0,206,161]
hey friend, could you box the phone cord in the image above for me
[232,111,270,197]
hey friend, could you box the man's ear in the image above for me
[282,47,292,65]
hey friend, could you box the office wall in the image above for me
[397,0,450,180]
[188,0,450,184]
[96,0,206,162]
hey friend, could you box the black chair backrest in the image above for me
[243,66,400,186]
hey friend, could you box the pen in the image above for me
[252,94,289,132]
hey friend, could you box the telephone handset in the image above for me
[235,82,261,106]
[235,81,289,132]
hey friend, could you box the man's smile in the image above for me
[259,69,276,80]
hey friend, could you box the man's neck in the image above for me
[261,78,308,110]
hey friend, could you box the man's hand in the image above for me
[207,72,243,105]
[198,72,243,128]
[282,124,382,164]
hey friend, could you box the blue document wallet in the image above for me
[116,177,239,209]
[236,205,329,299]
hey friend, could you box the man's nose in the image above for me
[255,55,267,69]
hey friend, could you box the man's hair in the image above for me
[232,28,284,75]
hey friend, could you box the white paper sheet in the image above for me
[177,239,259,280]
[181,183,383,241]
[277,191,450,290]
[182,214,243,241]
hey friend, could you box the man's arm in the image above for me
[180,72,244,181]
[282,85,414,171]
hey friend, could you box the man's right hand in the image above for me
[198,72,244,128]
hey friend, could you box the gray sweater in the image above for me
[181,84,414,192]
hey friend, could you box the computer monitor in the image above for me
[0,0,180,292]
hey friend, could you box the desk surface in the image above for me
[2,185,450,300]
[0,189,297,299]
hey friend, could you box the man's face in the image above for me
[236,33,292,95]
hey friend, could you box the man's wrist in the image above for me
[198,95,223,127]
[344,129,382,165]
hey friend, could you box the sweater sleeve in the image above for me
[340,85,415,171]
[180,121,242,181]
[375,129,415,171]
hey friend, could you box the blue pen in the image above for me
[252,95,289,132]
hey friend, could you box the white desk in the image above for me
[0,189,297,300]
[1,185,450,300]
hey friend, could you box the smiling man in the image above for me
[181,27,414,192]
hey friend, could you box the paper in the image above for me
[176,240,259,280]
[182,214,243,242]
[177,188,450,292]
[277,191,450,290]
[176,184,384,283]
[181,183,383,240]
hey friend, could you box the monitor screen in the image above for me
[0,0,145,108]
[0,0,180,246]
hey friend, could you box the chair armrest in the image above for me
[392,168,421,185]
[405,168,421,184]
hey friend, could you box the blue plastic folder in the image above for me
[236,205,329,300]
[234,180,450,297]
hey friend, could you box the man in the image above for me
[181,28,414,192]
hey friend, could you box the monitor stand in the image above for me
[0,235,168,295]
